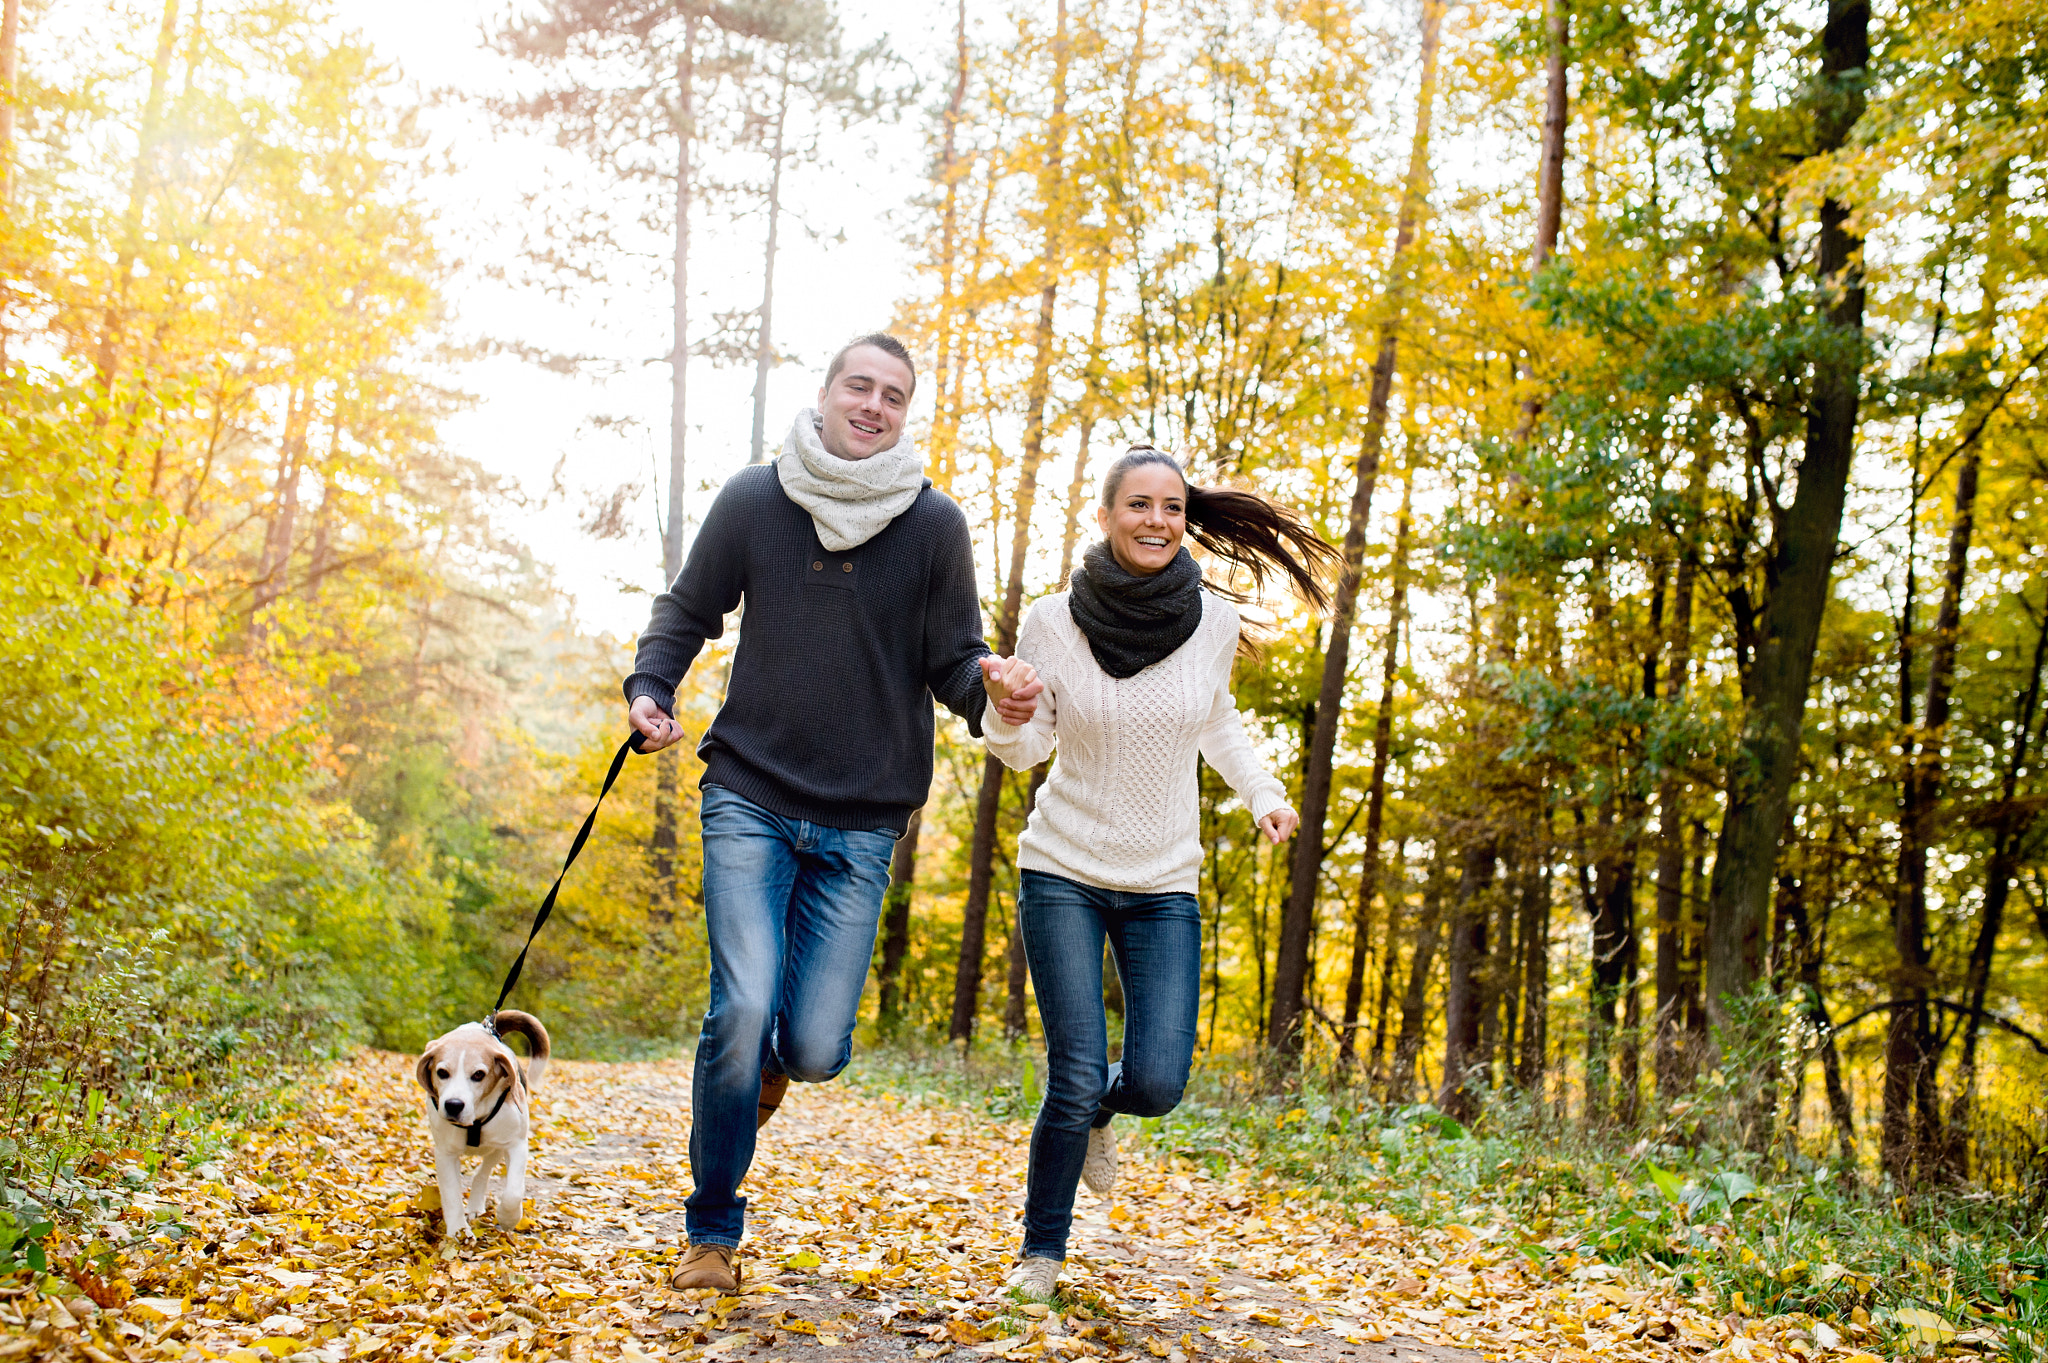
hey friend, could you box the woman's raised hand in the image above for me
[1258,807,1299,845]
[980,655,1043,726]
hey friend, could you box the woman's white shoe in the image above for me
[1006,1255,1062,1302]
[1081,1123,1119,1196]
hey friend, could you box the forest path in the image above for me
[28,1051,1764,1363]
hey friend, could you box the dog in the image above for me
[415,1011,550,1235]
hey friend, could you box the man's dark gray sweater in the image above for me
[623,464,989,835]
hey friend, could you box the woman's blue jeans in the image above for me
[685,785,897,1247]
[1018,868,1201,1261]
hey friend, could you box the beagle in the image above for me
[415,1011,550,1235]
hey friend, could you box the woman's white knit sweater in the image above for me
[981,590,1290,895]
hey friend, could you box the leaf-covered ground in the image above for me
[8,1051,1907,1362]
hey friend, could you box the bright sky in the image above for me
[351,0,953,639]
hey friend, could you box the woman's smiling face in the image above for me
[1096,461,1186,576]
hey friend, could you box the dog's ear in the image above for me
[416,1045,441,1099]
[491,1049,516,1094]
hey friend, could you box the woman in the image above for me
[977,445,1336,1301]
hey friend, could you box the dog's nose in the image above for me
[443,1098,465,1117]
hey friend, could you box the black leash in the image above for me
[487,730,648,1025]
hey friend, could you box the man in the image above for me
[625,333,1038,1291]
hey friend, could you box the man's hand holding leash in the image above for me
[629,695,684,753]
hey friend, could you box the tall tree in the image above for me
[1337,472,1411,1061]
[1515,0,1569,432]
[746,47,789,467]
[1438,839,1497,1121]
[1944,592,2048,1174]
[1653,515,1701,1093]
[949,0,1070,1043]
[1389,850,1449,1101]
[1701,0,1870,1043]
[929,0,971,483]
[742,15,897,464]
[494,0,798,902]
[1269,0,1445,1056]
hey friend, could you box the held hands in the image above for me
[629,695,684,754]
[1258,807,1300,845]
[979,655,1044,726]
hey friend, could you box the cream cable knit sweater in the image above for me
[982,590,1291,895]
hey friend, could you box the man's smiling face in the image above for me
[817,345,914,461]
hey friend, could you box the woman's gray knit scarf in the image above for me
[1067,540,1204,679]
[775,408,927,551]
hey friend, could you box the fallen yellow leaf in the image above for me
[1894,1307,1957,1344]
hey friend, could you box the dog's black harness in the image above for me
[451,1083,513,1149]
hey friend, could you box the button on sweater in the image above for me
[982,589,1290,894]
[623,464,990,834]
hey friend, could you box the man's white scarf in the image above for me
[775,408,926,551]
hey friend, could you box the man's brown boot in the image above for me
[670,1242,740,1292]
[757,1069,790,1130]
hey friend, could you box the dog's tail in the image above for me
[493,1010,551,1091]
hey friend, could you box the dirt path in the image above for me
[11,1051,1804,1363]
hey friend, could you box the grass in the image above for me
[844,1034,2048,1359]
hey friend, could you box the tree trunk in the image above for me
[1514,0,1569,434]
[664,21,696,587]
[1437,840,1495,1122]
[1702,0,1868,1049]
[1514,822,1551,1092]
[1369,848,1408,1086]
[252,388,310,618]
[649,756,680,911]
[1484,846,1519,1089]
[1655,534,1700,1093]
[950,758,1007,1043]
[1270,0,1444,1056]
[931,0,970,480]
[650,19,699,886]
[1339,478,1412,1062]
[1531,0,1568,274]
[1888,146,2016,1181]
[948,0,1068,1045]
[747,54,791,466]
[1815,995,1857,1166]
[1780,869,1856,1164]
[1885,440,1981,1181]
[1002,893,1030,1041]
[1933,105,2023,1183]
[1944,594,2048,1176]
[1056,253,1114,587]
[1003,768,1052,1041]
[876,808,922,1030]
[1389,854,1448,1103]
[1585,829,1634,1126]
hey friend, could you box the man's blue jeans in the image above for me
[686,785,897,1247]
[1018,868,1201,1261]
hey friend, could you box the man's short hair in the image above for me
[825,332,917,397]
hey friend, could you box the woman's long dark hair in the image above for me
[1102,445,1338,612]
